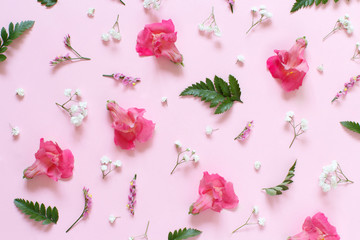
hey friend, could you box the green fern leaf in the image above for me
[180,75,242,114]
[0,21,35,62]
[14,198,59,225]
[291,0,340,12]
[168,228,202,240]
[340,121,360,134]
[37,0,57,7]
[263,160,297,196]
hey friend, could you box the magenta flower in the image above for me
[23,138,74,181]
[136,19,183,65]
[64,34,71,48]
[332,75,360,102]
[103,73,141,86]
[234,121,253,141]
[106,101,155,150]
[189,172,239,215]
[66,187,92,233]
[267,37,309,92]
[288,212,340,240]
[127,174,137,216]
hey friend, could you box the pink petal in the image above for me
[134,116,155,143]
[58,149,74,178]
[312,213,340,240]
[114,129,136,150]
[136,28,155,56]
[145,19,175,34]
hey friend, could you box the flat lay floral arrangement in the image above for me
[1,0,359,239]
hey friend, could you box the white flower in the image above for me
[11,126,20,136]
[259,5,266,10]
[263,11,273,18]
[205,126,213,135]
[183,154,190,162]
[70,104,79,113]
[102,33,110,41]
[300,118,309,131]
[101,165,108,172]
[236,55,245,64]
[192,149,196,154]
[205,26,214,32]
[344,13,350,19]
[193,155,200,162]
[129,237,134,240]
[81,109,88,117]
[112,32,122,40]
[70,115,84,127]
[186,147,191,152]
[64,88,72,97]
[251,7,258,12]
[161,96,167,103]
[78,101,87,109]
[109,28,117,37]
[113,160,122,167]
[109,215,116,223]
[174,140,182,148]
[259,9,267,16]
[254,161,261,170]
[253,206,259,215]
[258,217,266,226]
[321,182,331,192]
[356,42,360,47]
[101,155,111,164]
[317,64,324,72]
[330,160,338,172]
[330,175,338,188]
[75,89,81,96]
[16,88,25,97]
[347,25,354,34]
[213,27,221,37]
[198,24,206,31]
[87,8,95,17]
[285,111,295,122]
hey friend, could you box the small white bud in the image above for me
[11,126,20,136]
[87,8,95,17]
[102,33,110,41]
[174,140,182,148]
[64,89,72,97]
[16,88,25,97]
[101,165,108,172]
[254,161,261,170]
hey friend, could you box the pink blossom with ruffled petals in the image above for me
[189,172,239,215]
[288,212,340,240]
[267,37,309,92]
[136,19,184,65]
[106,101,155,150]
[23,138,74,181]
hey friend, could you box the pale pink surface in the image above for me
[1,0,360,239]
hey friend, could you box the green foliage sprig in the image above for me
[168,228,202,240]
[263,160,297,196]
[0,21,35,62]
[291,0,340,13]
[180,75,242,114]
[340,121,360,134]
[14,198,59,225]
[37,0,57,7]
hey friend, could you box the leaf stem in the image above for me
[246,16,264,34]
[323,26,341,41]
[66,212,84,233]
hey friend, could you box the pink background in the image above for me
[1,0,360,239]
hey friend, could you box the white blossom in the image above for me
[251,7,258,12]
[205,126,213,135]
[102,33,110,41]
[112,32,122,40]
[258,217,266,226]
[253,206,259,215]
[70,104,79,113]
[285,111,295,122]
[70,114,84,127]
[101,155,111,164]
[300,118,309,131]
[75,89,81,96]
[113,160,122,167]
[193,155,200,162]
[101,165,108,172]
[183,154,190,162]
[174,140,182,148]
[16,88,25,97]
[254,161,261,170]
[87,8,95,17]
[11,126,20,136]
[161,96,167,103]
[236,55,245,64]
[317,64,324,72]
[109,215,116,223]
[64,89,72,97]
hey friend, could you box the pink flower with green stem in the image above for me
[234,121,253,141]
[66,187,92,233]
[331,75,360,103]
[127,174,137,216]
[50,34,90,66]
[103,73,141,86]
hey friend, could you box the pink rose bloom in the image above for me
[288,212,340,240]
[267,37,309,92]
[106,101,155,150]
[136,19,184,65]
[23,138,74,181]
[189,171,239,215]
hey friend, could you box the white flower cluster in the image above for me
[100,155,122,178]
[198,7,221,37]
[338,14,354,34]
[285,111,309,131]
[174,141,200,163]
[319,160,338,192]
[16,88,25,97]
[143,0,161,10]
[251,5,273,18]
[253,206,266,226]
[108,214,120,224]
[87,8,95,17]
[236,55,245,64]
[317,64,324,73]
[11,126,20,136]
[102,28,121,41]
[205,126,218,136]
[351,42,360,60]
[161,96,167,104]
[65,89,88,127]
[254,161,261,170]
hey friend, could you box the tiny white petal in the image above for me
[70,104,79,113]
[101,155,111,164]
[101,165,108,172]
[64,89,72,97]
[16,88,25,97]
[259,5,266,10]
[205,126,213,135]
[183,154,190,162]
[237,55,245,63]
[193,155,200,162]
[300,118,309,131]
[317,64,324,72]
[109,215,116,223]
[258,217,266,226]
[251,7,258,12]
[113,160,122,167]
[87,8,95,17]
[102,33,110,41]
[161,97,167,103]
[253,206,259,215]
[174,140,182,148]
[11,127,20,136]
[254,161,261,170]
[75,89,81,96]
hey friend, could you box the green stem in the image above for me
[232,210,254,233]
[170,151,186,174]
[66,212,84,233]
[119,0,125,5]
[246,16,263,34]
[103,74,114,78]
[323,26,341,41]
[70,57,91,61]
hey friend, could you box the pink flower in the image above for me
[288,212,340,240]
[267,37,309,92]
[106,101,155,150]
[189,172,239,215]
[136,19,184,65]
[23,138,74,181]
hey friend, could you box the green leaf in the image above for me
[180,75,242,114]
[291,0,339,12]
[168,228,202,240]
[0,20,34,63]
[0,54,6,61]
[37,0,57,7]
[263,160,297,196]
[340,121,360,134]
[14,198,59,225]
